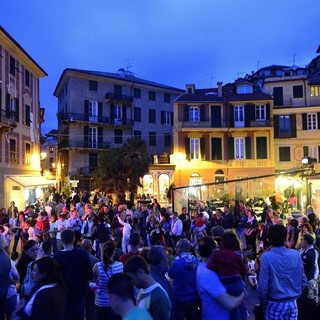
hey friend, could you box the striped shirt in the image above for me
[94,261,123,307]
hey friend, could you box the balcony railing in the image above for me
[58,140,110,150]
[58,112,110,124]
[182,119,272,128]
[105,92,133,103]
[58,112,133,126]
[0,109,17,132]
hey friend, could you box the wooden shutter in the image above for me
[303,146,308,157]
[317,113,320,129]
[229,104,234,127]
[161,111,165,124]
[211,138,222,160]
[110,104,114,123]
[122,106,127,124]
[15,99,19,122]
[266,103,270,121]
[171,112,174,125]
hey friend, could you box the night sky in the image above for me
[1,0,319,133]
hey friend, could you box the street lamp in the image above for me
[301,157,315,211]
[40,151,47,176]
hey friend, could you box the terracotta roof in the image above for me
[175,88,223,102]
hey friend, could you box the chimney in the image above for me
[217,82,223,97]
[185,84,195,94]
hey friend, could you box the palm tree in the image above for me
[97,137,150,204]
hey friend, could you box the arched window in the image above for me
[142,174,154,196]
[159,174,170,201]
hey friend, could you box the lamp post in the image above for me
[301,157,315,212]
[40,151,47,176]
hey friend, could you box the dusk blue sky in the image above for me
[1,0,319,134]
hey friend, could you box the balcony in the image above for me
[58,140,110,151]
[105,92,133,104]
[58,112,110,125]
[111,118,133,126]
[250,119,272,127]
[0,110,17,132]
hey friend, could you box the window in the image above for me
[307,146,319,162]
[10,56,15,76]
[134,107,141,122]
[255,105,266,121]
[149,109,156,123]
[134,88,141,99]
[279,147,291,162]
[234,105,244,127]
[211,137,222,160]
[114,105,122,120]
[161,111,171,125]
[149,132,156,146]
[10,139,16,164]
[89,127,98,148]
[273,87,283,106]
[189,106,200,122]
[49,147,54,153]
[164,133,172,148]
[134,130,142,139]
[25,70,30,87]
[148,91,156,101]
[235,137,245,159]
[237,85,253,94]
[190,173,202,186]
[89,80,97,91]
[9,96,17,120]
[293,85,303,98]
[164,93,170,103]
[25,104,31,126]
[25,143,31,165]
[279,115,291,138]
[256,137,267,159]
[89,101,98,122]
[311,86,320,97]
[190,138,200,160]
[114,129,123,144]
[307,113,317,130]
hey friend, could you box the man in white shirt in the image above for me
[170,211,183,250]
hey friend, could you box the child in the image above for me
[191,211,206,244]
[247,258,257,289]
[207,230,247,320]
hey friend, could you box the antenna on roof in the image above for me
[206,73,216,87]
[124,59,133,71]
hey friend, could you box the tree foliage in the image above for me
[97,137,150,203]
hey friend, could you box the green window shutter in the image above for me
[185,138,190,160]
[228,137,234,160]
[200,138,205,160]
[200,105,206,121]
[256,137,267,159]
[98,127,103,146]
[98,102,102,122]
[184,105,189,121]
[266,103,270,120]
[211,138,222,160]
[290,114,297,138]
[15,99,19,122]
[303,146,308,157]
[302,113,307,130]
[84,100,89,121]
[245,137,251,159]
[274,115,279,138]
[84,126,89,147]
[229,104,234,127]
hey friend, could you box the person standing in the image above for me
[54,229,93,320]
[170,211,183,250]
[123,255,171,320]
[0,234,11,319]
[7,201,18,221]
[168,239,200,320]
[258,224,307,320]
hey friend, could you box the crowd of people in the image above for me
[0,191,320,320]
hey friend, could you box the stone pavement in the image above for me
[245,280,260,320]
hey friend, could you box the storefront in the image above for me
[4,175,55,211]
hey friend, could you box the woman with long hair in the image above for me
[92,241,123,320]
[16,240,37,287]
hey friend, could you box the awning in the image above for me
[6,176,55,188]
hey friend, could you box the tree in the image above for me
[97,137,150,204]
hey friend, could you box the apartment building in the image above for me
[0,26,49,210]
[172,80,275,210]
[53,68,183,195]
[250,60,320,211]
